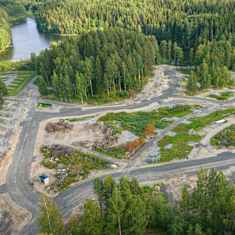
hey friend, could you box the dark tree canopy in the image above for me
[36,0,235,57]
[187,40,235,94]
[0,0,28,54]
[38,170,235,235]
[35,29,157,102]
[33,0,235,95]
[0,7,10,54]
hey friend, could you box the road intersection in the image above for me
[1,66,235,234]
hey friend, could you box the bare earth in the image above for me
[0,126,22,185]
[0,194,31,233]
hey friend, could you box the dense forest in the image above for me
[187,40,235,94]
[0,78,7,106]
[0,0,28,54]
[34,29,156,102]
[0,7,10,54]
[0,0,28,24]
[38,170,235,235]
[33,0,235,95]
[35,0,235,57]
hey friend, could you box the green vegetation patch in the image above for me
[0,60,31,72]
[208,91,234,101]
[211,124,235,147]
[38,170,235,235]
[99,105,194,137]
[64,115,96,123]
[35,29,156,103]
[37,102,52,109]
[6,71,33,96]
[0,0,28,24]
[159,108,235,162]
[95,146,128,159]
[177,67,191,76]
[0,7,11,55]
[41,145,109,191]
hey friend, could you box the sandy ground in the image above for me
[0,126,22,185]
[0,82,37,185]
[161,165,235,202]
[45,121,106,147]
[162,174,197,201]
[132,65,169,102]
[35,118,107,155]
[0,194,32,233]
[30,154,57,197]
[0,154,12,186]
[140,173,197,201]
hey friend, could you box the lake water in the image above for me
[9,17,51,61]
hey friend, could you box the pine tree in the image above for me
[187,71,198,95]
[105,186,125,235]
[38,197,64,235]
[37,76,48,96]
[79,200,103,235]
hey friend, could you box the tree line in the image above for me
[0,0,29,55]
[34,29,156,102]
[187,40,235,94]
[0,0,28,24]
[0,7,11,54]
[35,0,235,60]
[38,169,235,235]
[33,0,235,95]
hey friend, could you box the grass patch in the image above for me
[64,115,96,123]
[37,102,52,109]
[86,92,130,105]
[0,60,31,72]
[99,105,195,137]
[7,71,33,96]
[159,108,235,162]
[208,91,234,101]
[43,91,132,105]
[211,124,235,147]
[95,146,128,159]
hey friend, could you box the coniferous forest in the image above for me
[35,29,156,102]
[0,1,235,235]
[38,170,235,235]
[0,7,11,54]
[0,0,28,54]
[33,0,235,97]
[0,0,28,104]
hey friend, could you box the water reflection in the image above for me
[8,18,51,61]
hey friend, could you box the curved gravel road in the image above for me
[2,66,235,235]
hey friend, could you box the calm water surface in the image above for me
[10,18,51,61]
